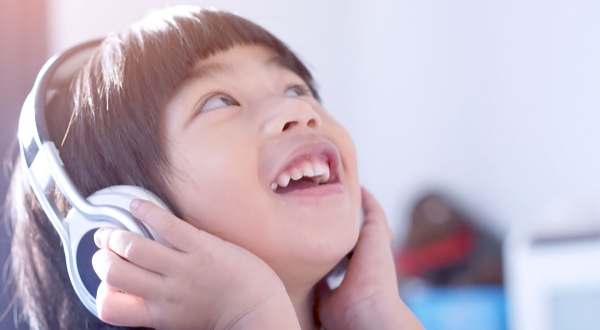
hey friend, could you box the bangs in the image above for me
[103,6,319,110]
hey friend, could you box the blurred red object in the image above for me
[396,225,474,277]
[395,193,503,285]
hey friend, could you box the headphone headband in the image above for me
[19,39,102,164]
[18,38,150,237]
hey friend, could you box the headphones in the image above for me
[17,39,170,318]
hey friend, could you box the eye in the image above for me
[200,93,238,112]
[284,85,311,98]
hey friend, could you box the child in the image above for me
[7,6,424,330]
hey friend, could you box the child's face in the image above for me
[161,45,361,283]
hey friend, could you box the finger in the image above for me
[338,187,397,286]
[92,248,163,300]
[361,187,387,225]
[313,277,335,326]
[96,282,154,328]
[95,227,179,274]
[130,199,212,253]
[361,187,394,244]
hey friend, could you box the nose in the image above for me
[261,97,322,137]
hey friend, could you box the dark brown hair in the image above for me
[5,6,318,329]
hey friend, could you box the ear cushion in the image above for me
[84,185,171,247]
[65,185,171,301]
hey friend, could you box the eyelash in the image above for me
[287,84,312,97]
[196,89,239,112]
[195,84,312,115]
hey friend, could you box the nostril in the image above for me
[282,118,318,132]
[282,121,296,132]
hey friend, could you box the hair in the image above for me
[4,6,319,329]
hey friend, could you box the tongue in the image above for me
[276,177,320,194]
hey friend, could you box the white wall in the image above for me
[48,0,600,241]
[349,0,600,239]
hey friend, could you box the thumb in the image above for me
[96,282,154,328]
[343,187,394,277]
[360,187,394,246]
[313,276,334,327]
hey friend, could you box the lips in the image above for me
[264,139,341,194]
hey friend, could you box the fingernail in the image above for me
[94,227,106,247]
[130,199,142,211]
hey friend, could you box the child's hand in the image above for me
[92,199,301,330]
[315,187,424,330]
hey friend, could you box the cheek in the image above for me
[310,117,362,251]
[167,162,278,254]
[166,137,266,232]
[325,119,361,205]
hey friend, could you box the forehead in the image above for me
[185,45,290,82]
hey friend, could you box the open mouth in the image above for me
[270,153,339,194]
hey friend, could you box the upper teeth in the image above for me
[271,158,331,191]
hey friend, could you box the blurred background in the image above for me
[2,0,600,329]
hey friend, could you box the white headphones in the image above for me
[17,39,170,318]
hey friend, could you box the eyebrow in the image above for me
[182,62,234,85]
[266,54,290,71]
[183,53,284,86]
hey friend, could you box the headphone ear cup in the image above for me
[66,208,123,299]
[74,228,105,298]
[66,185,171,302]
[85,185,171,246]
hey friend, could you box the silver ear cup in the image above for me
[65,185,172,316]
[68,213,119,299]
[65,209,123,316]
[90,185,171,247]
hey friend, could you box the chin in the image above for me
[289,212,361,284]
